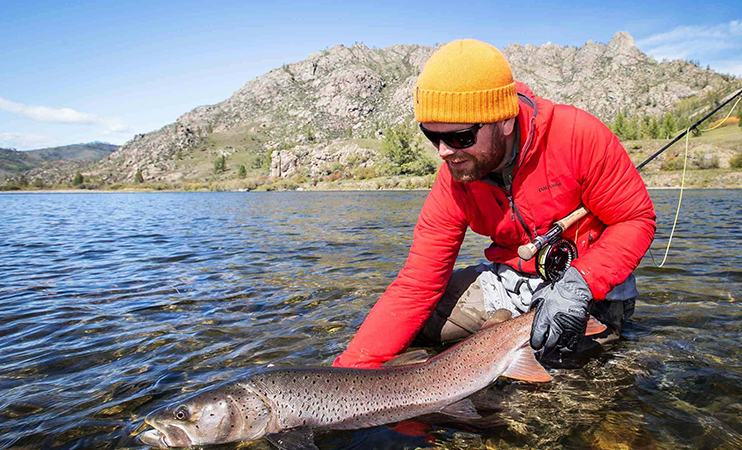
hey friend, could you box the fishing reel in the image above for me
[535,237,578,283]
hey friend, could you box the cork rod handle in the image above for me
[517,205,589,261]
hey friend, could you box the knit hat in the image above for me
[414,39,519,123]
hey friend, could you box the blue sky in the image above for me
[1,0,740,150]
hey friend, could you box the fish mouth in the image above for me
[138,420,192,448]
[138,429,168,448]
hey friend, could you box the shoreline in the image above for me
[2,185,741,194]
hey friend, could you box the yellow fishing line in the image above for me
[653,128,691,268]
[652,95,740,267]
[699,96,742,132]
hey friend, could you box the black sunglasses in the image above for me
[419,123,484,149]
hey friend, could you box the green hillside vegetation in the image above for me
[624,123,742,188]
[609,84,742,140]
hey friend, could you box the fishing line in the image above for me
[641,88,742,268]
[698,96,742,133]
[647,128,690,268]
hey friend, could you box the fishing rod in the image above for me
[520,87,742,282]
[636,88,742,170]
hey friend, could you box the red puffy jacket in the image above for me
[334,84,656,369]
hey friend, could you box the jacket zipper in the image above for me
[506,114,537,243]
[507,191,534,242]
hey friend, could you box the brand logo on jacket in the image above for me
[538,181,562,193]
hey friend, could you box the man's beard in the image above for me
[447,126,507,183]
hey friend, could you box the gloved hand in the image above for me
[530,267,592,353]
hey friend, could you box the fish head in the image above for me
[139,383,272,447]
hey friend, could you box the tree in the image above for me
[625,116,640,140]
[237,164,247,179]
[640,115,652,139]
[72,172,84,186]
[214,155,226,173]
[661,114,676,139]
[648,117,661,139]
[611,111,627,138]
[381,122,426,175]
[33,178,44,188]
[134,169,144,183]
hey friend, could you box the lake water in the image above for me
[0,190,740,450]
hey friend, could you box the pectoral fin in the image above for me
[382,349,432,367]
[585,316,607,336]
[265,428,318,450]
[481,309,513,329]
[502,346,552,382]
[439,398,482,419]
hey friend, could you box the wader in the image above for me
[414,263,637,348]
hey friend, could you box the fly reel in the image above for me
[535,237,578,283]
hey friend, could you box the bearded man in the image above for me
[333,39,656,369]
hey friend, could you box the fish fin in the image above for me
[502,346,552,382]
[481,309,513,329]
[585,315,607,336]
[265,428,318,450]
[382,349,432,367]
[439,398,482,419]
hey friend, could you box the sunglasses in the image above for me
[419,123,484,149]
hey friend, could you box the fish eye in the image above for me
[174,406,189,421]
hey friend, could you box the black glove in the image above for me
[530,267,592,353]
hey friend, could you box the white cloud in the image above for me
[636,20,742,76]
[0,97,131,133]
[0,133,60,151]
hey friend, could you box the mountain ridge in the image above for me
[1,143,118,181]
[16,32,742,186]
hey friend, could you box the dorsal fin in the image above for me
[382,349,432,367]
[481,309,513,329]
[502,346,552,382]
[585,316,607,336]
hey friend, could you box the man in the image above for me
[333,39,656,369]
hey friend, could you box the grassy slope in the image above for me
[624,123,741,188]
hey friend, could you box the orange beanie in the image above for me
[414,39,519,123]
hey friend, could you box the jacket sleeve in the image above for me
[333,168,469,368]
[569,109,656,299]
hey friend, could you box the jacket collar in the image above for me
[514,90,553,170]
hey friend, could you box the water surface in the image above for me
[0,190,739,449]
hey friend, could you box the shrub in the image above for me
[661,154,685,171]
[381,122,428,175]
[695,154,719,170]
[134,169,144,183]
[352,166,377,180]
[402,156,437,176]
[730,153,742,169]
[214,155,226,173]
[72,172,84,186]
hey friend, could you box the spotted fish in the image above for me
[138,310,605,449]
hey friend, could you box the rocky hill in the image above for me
[1,143,117,181]
[24,32,741,185]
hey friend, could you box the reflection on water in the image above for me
[0,190,739,449]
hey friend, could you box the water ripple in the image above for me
[0,190,739,450]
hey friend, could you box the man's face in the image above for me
[421,122,509,182]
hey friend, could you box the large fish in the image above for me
[138,310,605,449]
